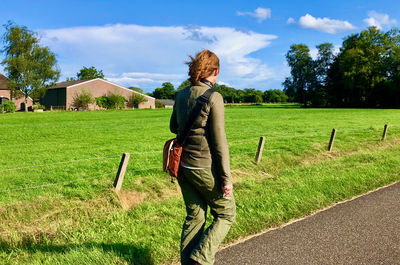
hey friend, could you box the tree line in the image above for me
[148,80,288,103]
[2,21,400,110]
[284,27,400,108]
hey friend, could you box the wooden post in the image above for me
[255,136,266,164]
[328,129,336,151]
[50,105,53,111]
[382,124,388,141]
[113,153,130,192]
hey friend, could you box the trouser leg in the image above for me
[178,170,208,265]
[185,167,236,265]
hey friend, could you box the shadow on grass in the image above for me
[0,240,154,265]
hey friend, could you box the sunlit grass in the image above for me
[1,105,400,264]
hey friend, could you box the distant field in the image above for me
[1,105,400,264]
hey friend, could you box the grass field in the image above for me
[1,104,400,264]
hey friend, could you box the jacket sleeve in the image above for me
[170,103,178,134]
[208,93,232,186]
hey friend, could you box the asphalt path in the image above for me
[215,181,400,265]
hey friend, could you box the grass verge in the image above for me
[1,138,400,264]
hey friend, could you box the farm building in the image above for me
[0,74,33,111]
[158,99,175,108]
[41,78,155,110]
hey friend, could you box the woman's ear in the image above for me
[214,68,220,76]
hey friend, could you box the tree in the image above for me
[128,86,143,93]
[76,66,104,80]
[242,88,263,103]
[214,84,238,103]
[327,27,398,107]
[153,82,176,99]
[315,43,335,86]
[1,22,60,110]
[283,44,315,107]
[128,93,147,108]
[263,89,288,103]
[312,43,335,107]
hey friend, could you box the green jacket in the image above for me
[170,81,232,186]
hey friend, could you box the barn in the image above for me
[41,78,155,110]
[0,74,34,111]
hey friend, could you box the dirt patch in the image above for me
[158,181,181,199]
[260,171,275,180]
[232,169,253,183]
[116,190,147,211]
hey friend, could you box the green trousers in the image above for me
[178,166,236,265]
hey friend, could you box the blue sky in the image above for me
[0,0,399,92]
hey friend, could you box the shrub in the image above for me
[95,96,110,109]
[72,90,95,110]
[107,93,126,109]
[128,93,147,108]
[32,103,45,110]
[155,100,165,109]
[1,100,16,113]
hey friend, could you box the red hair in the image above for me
[185,49,219,84]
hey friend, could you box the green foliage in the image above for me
[128,93,147,108]
[155,99,166,108]
[283,44,315,107]
[284,27,400,108]
[0,22,60,109]
[242,88,263,103]
[327,27,400,108]
[153,82,176,99]
[95,94,128,109]
[155,99,165,109]
[76,66,104,80]
[72,90,95,110]
[214,84,241,103]
[128,86,143,93]
[107,93,126,109]
[0,100,16,113]
[263,89,288,103]
[32,103,45,110]
[95,96,109,109]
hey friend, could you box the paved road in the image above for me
[216,181,400,265]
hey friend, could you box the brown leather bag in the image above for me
[163,138,182,178]
[163,88,214,178]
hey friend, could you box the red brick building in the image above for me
[41,78,155,110]
[0,74,33,111]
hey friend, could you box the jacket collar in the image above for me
[195,79,214,89]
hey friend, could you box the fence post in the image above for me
[382,124,388,141]
[114,153,130,192]
[255,136,266,164]
[328,129,336,151]
[50,105,53,111]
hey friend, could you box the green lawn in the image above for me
[1,105,400,264]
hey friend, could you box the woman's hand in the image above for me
[221,184,233,197]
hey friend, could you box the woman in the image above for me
[170,49,236,265]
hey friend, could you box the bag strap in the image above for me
[177,88,214,145]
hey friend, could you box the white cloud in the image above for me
[217,81,231,87]
[39,24,278,91]
[106,72,186,87]
[297,14,356,34]
[237,7,271,23]
[287,17,295,25]
[363,11,397,30]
